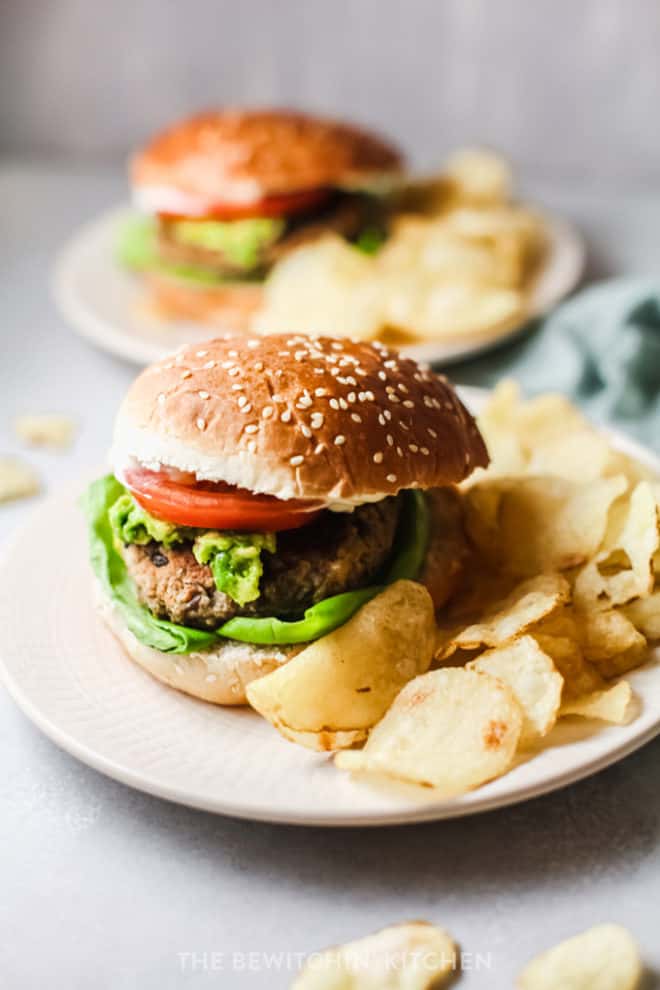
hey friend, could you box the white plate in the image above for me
[0,390,658,826]
[52,205,585,367]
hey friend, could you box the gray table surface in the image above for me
[1,162,659,989]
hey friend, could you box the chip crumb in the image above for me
[15,414,75,449]
[0,457,41,503]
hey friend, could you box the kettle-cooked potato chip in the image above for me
[623,592,660,640]
[336,668,522,795]
[561,680,632,724]
[468,636,563,746]
[517,923,642,990]
[292,922,457,990]
[246,581,436,752]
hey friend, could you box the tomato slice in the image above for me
[123,467,324,532]
[158,187,332,222]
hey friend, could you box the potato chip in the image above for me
[246,581,436,752]
[574,482,659,608]
[623,592,660,640]
[532,630,603,700]
[445,148,512,204]
[0,456,40,503]
[468,636,563,746]
[437,574,570,657]
[336,668,522,794]
[254,235,383,340]
[517,923,642,990]
[292,922,457,990]
[561,680,632,724]
[577,608,647,679]
[14,413,75,449]
[465,475,627,577]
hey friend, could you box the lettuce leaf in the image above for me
[83,476,430,651]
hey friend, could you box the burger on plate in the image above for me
[118,109,403,329]
[83,334,488,704]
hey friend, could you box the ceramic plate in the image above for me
[52,206,585,367]
[0,390,658,825]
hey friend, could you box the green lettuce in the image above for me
[193,531,276,607]
[116,215,240,285]
[82,476,217,654]
[83,476,430,651]
[171,218,284,271]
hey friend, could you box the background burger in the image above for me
[118,109,403,329]
[83,334,488,704]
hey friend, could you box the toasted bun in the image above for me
[94,581,301,705]
[111,334,489,504]
[131,109,403,207]
[145,272,263,332]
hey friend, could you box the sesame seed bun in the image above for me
[145,272,263,332]
[131,109,403,209]
[111,335,488,505]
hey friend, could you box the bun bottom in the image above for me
[145,273,264,332]
[94,582,301,705]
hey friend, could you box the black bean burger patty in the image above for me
[121,496,401,630]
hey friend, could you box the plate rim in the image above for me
[52,203,586,369]
[1,392,658,828]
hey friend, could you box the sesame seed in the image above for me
[396,447,403,457]
[181,370,192,380]
[338,398,348,410]
[294,350,307,361]
[254,361,264,372]
[334,435,346,446]
[378,413,385,426]
[297,394,312,409]
[386,434,394,446]
[403,400,415,409]
[314,443,325,455]
[300,424,312,438]
[262,406,273,419]
[388,394,400,404]
[196,418,206,431]
[281,409,292,423]
[365,390,375,401]
[373,452,384,464]
[351,413,362,423]
[157,393,166,405]
[310,412,324,428]
[409,444,419,453]
[386,473,397,483]
[196,350,208,357]
[228,349,238,358]
[290,455,304,466]
[378,371,387,381]
[247,440,257,453]
[247,339,259,348]
[329,398,339,410]
[231,383,243,391]
[198,390,210,400]
[400,421,409,431]
[423,396,433,408]
[331,341,344,351]
[398,383,409,394]
[237,395,247,407]
[204,360,216,370]
[384,410,392,421]
[241,404,252,414]
[245,424,258,434]
[221,360,233,369]
[420,447,430,456]
[427,427,437,438]
[228,368,240,377]
[314,387,327,397]
[330,367,340,376]
[347,392,356,403]
[346,376,357,387]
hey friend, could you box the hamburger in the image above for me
[118,109,403,329]
[83,334,488,704]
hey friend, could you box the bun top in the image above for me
[131,109,403,207]
[111,334,489,505]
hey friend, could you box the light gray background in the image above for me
[2,4,660,988]
[2,0,660,184]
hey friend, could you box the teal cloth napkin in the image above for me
[451,278,660,452]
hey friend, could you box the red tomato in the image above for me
[158,187,331,222]
[123,467,323,532]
